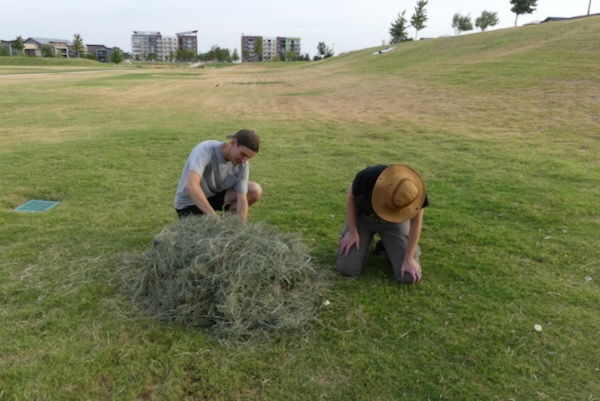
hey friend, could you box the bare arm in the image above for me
[400,208,424,283]
[235,192,250,223]
[338,185,360,256]
[184,170,219,217]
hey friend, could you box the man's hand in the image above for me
[338,230,360,256]
[400,258,422,284]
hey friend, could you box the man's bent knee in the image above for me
[248,182,263,205]
[337,257,364,277]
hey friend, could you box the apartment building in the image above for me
[241,35,301,62]
[87,44,116,62]
[24,37,73,58]
[131,31,162,60]
[278,37,301,59]
[132,31,197,61]
[262,37,277,61]
[1,36,118,61]
[241,35,261,62]
[162,35,177,60]
[177,31,198,53]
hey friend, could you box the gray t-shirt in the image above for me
[174,140,249,209]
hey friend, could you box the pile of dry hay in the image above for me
[126,216,329,340]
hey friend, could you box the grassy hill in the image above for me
[0,55,114,66]
[1,16,599,401]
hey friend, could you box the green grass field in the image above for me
[1,17,599,400]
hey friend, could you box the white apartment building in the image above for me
[162,35,177,60]
[262,37,277,61]
[131,31,162,60]
[241,35,302,62]
[131,31,197,61]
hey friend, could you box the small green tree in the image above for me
[217,46,231,62]
[390,10,410,43]
[452,12,474,35]
[232,48,240,62]
[204,46,231,62]
[176,49,195,62]
[410,0,428,40]
[111,48,123,64]
[510,0,538,26]
[13,36,25,56]
[41,44,55,57]
[146,52,157,62]
[475,10,500,31]
[72,33,84,57]
[285,51,297,61]
[316,42,334,59]
[255,38,263,61]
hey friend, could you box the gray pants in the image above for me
[337,214,421,282]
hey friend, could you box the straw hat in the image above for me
[371,164,426,223]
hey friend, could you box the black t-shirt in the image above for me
[352,164,429,216]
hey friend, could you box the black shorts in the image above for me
[176,191,228,218]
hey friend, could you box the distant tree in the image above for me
[72,33,84,57]
[217,47,231,62]
[509,0,538,26]
[0,47,9,56]
[146,52,157,62]
[285,51,297,61]
[232,48,240,62]
[390,10,410,43]
[255,38,263,61]
[452,12,474,35]
[41,44,55,57]
[410,0,429,40]
[13,36,25,56]
[204,45,231,62]
[475,10,500,31]
[316,42,334,58]
[111,48,123,64]
[176,49,196,62]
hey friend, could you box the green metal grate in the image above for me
[14,200,59,212]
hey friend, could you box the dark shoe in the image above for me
[374,240,386,256]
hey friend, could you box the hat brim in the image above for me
[371,164,426,223]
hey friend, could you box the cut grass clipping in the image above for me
[126,216,329,341]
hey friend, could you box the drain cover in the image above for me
[14,200,59,212]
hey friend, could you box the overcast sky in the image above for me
[2,0,597,57]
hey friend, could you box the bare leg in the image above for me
[224,181,263,213]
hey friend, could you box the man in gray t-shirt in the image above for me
[174,129,262,223]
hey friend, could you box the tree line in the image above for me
[390,0,547,42]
